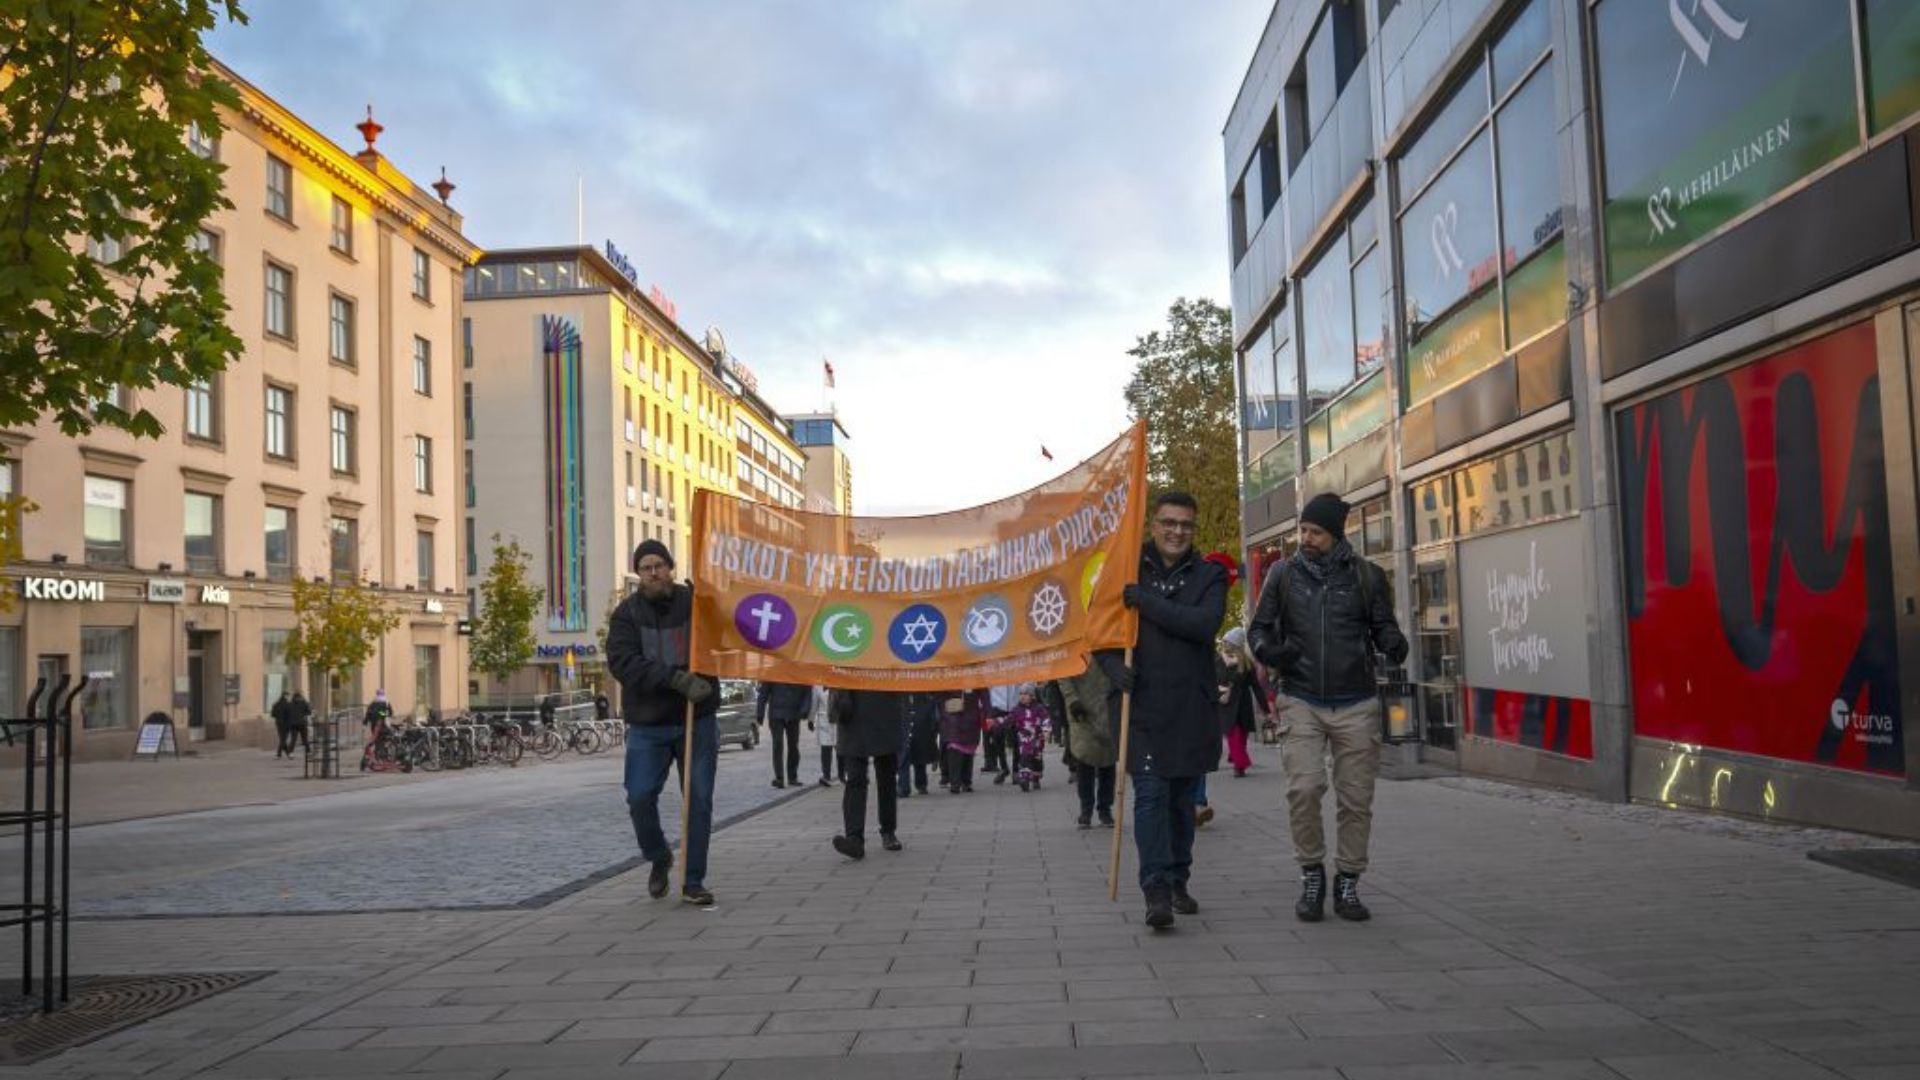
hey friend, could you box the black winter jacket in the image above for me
[831,689,905,758]
[1247,549,1409,706]
[605,584,720,726]
[757,681,814,724]
[1095,542,1228,778]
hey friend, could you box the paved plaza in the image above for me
[4,754,1918,1079]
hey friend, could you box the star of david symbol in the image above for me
[899,614,940,655]
[888,603,947,664]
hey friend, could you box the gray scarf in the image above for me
[1293,538,1354,585]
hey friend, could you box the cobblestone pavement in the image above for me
[5,755,1918,1079]
[6,741,810,918]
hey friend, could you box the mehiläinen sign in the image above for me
[1457,516,1593,701]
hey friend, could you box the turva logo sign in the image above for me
[199,585,231,605]
[1830,698,1896,746]
[22,577,105,601]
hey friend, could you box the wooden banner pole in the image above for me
[1106,646,1135,902]
[678,697,695,895]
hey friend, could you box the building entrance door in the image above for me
[186,631,209,734]
[1411,547,1459,750]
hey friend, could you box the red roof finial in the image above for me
[431,166,455,204]
[356,105,383,152]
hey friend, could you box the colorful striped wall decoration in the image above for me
[542,315,589,631]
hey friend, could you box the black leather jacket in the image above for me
[605,584,720,726]
[1247,549,1408,706]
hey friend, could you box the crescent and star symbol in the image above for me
[810,604,874,660]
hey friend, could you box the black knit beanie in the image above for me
[631,538,675,572]
[1300,492,1350,541]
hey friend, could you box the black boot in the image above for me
[1144,884,1174,930]
[1295,864,1326,923]
[648,855,673,900]
[1076,810,1092,829]
[1334,872,1371,922]
[1170,884,1199,915]
[832,834,865,860]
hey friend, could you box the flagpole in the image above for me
[1106,646,1135,902]
[678,696,695,896]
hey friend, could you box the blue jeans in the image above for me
[624,716,718,888]
[1131,772,1198,892]
[1193,773,1209,807]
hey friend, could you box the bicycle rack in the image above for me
[0,673,88,1013]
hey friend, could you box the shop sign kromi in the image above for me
[23,577,106,602]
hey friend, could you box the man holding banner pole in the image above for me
[1102,491,1227,930]
[606,539,720,906]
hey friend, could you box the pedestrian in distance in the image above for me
[288,689,312,756]
[594,691,612,721]
[271,689,293,758]
[1060,665,1117,829]
[1248,492,1409,924]
[757,680,813,788]
[810,684,843,786]
[606,538,721,906]
[1097,490,1228,931]
[984,685,1015,779]
[1008,684,1050,791]
[829,689,905,858]
[897,692,938,797]
[359,689,393,772]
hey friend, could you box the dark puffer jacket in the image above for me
[831,689,905,758]
[757,681,814,724]
[605,584,720,726]
[1247,549,1409,706]
[1095,542,1228,778]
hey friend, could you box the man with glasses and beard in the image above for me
[1097,490,1227,930]
[606,539,720,906]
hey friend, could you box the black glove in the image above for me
[807,720,816,731]
[1106,664,1136,694]
[1122,584,1140,609]
[668,671,715,704]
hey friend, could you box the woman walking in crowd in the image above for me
[1060,664,1117,828]
[937,688,989,793]
[1217,627,1265,778]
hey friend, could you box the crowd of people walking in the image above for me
[604,490,1408,930]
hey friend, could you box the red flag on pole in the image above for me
[1040,445,1054,462]
[823,360,836,388]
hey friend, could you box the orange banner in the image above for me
[690,422,1146,690]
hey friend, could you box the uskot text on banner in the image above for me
[689,422,1147,690]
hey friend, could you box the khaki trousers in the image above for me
[1278,695,1381,875]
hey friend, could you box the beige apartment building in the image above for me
[0,62,479,759]
[462,244,805,698]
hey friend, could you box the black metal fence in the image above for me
[0,675,86,1014]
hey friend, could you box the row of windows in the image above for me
[262,152,434,299]
[168,380,433,489]
[42,471,439,588]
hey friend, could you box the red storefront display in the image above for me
[1617,320,1904,776]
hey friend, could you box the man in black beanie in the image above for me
[606,538,721,905]
[1248,492,1407,924]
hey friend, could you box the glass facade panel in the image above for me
[1300,240,1355,413]
[414,645,440,714]
[1496,65,1561,272]
[1396,62,1485,202]
[1241,320,1282,460]
[1867,0,1920,133]
[1401,129,1497,337]
[262,628,291,713]
[1491,0,1550,100]
[1352,245,1384,374]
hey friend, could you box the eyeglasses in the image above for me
[1152,518,1197,532]
[636,561,673,575]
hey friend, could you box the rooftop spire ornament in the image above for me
[431,166,455,204]
[356,105,383,152]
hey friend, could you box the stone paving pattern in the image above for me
[5,756,1918,1079]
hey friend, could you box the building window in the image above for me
[329,405,356,475]
[462,318,473,368]
[87,234,124,265]
[462,383,473,439]
[265,154,292,221]
[329,516,358,580]
[83,475,128,566]
[1393,0,1567,409]
[262,629,292,712]
[328,294,354,365]
[188,228,221,263]
[464,449,474,507]
[413,436,432,493]
[186,120,217,159]
[329,195,352,255]
[264,384,293,460]
[411,247,431,300]
[412,336,432,395]
[417,530,434,591]
[264,505,294,581]
[264,261,293,339]
[184,491,220,573]
[465,517,476,576]
[79,627,132,730]
[185,378,217,441]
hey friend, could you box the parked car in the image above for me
[716,679,759,750]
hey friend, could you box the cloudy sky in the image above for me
[210,1,1270,514]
